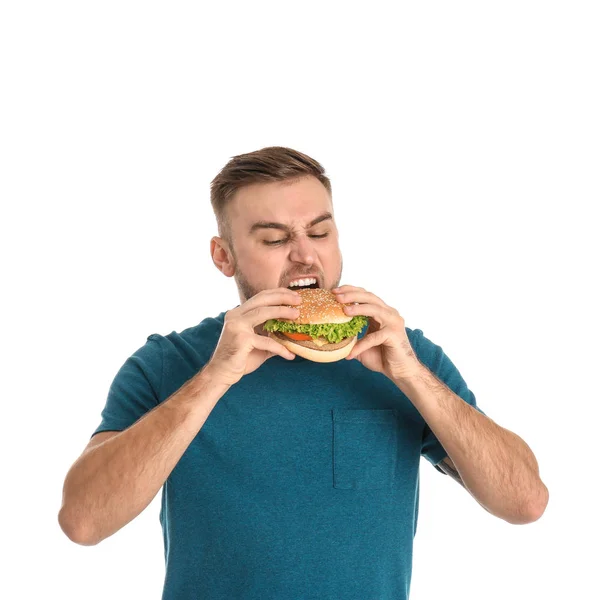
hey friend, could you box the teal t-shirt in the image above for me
[93,310,485,599]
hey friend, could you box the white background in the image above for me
[2,1,598,598]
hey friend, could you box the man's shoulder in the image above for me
[160,310,226,349]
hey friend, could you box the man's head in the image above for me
[210,146,343,304]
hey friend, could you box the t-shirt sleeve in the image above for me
[91,334,164,438]
[411,328,487,474]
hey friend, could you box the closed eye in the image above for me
[263,233,329,246]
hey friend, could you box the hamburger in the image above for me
[263,287,368,363]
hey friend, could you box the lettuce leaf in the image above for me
[263,315,368,344]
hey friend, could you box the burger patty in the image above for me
[273,330,355,351]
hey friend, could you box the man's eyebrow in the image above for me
[248,211,333,235]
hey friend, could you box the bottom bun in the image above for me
[268,331,357,363]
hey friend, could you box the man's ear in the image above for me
[210,236,235,277]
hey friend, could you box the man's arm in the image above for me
[395,365,549,525]
[58,365,231,546]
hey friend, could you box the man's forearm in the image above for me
[59,365,231,545]
[395,364,549,524]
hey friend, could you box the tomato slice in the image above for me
[283,331,313,341]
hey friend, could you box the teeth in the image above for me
[288,278,317,288]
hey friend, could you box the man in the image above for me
[58,146,549,599]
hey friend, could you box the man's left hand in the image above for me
[332,285,422,381]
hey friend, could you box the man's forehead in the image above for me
[228,180,333,233]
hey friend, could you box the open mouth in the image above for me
[288,283,319,290]
[287,281,320,290]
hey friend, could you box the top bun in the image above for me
[282,288,352,325]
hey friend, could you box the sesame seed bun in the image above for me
[279,288,353,325]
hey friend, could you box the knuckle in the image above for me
[224,309,240,324]
[222,320,236,333]
[224,321,243,338]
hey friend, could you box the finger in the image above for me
[239,288,302,315]
[261,287,304,304]
[245,304,301,328]
[252,332,296,360]
[332,285,364,293]
[342,302,386,324]
[334,290,387,308]
[346,329,387,360]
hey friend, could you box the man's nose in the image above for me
[289,235,315,264]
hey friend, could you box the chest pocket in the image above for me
[332,408,399,490]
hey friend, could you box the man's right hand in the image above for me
[205,288,302,386]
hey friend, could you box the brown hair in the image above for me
[210,146,332,253]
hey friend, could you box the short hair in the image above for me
[210,146,332,252]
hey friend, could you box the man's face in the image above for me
[217,175,343,303]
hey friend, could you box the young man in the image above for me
[58,146,549,599]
